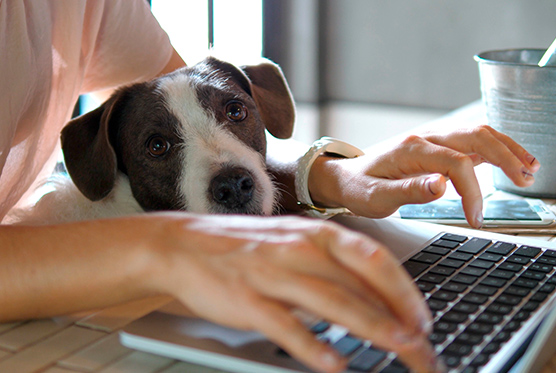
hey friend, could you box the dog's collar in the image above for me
[295,137,365,219]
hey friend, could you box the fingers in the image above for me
[424,125,540,186]
[245,299,347,373]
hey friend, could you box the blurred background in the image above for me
[149,0,556,148]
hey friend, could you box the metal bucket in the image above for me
[475,49,556,198]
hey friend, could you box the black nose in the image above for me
[210,167,254,209]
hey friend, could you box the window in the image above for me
[151,0,263,65]
[80,0,263,114]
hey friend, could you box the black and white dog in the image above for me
[11,57,295,225]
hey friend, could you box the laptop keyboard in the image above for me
[306,233,556,373]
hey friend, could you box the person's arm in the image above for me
[0,213,439,373]
[90,47,186,103]
[271,125,540,228]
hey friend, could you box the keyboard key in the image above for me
[423,246,451,256]
[478,253,503,262]
[441,233,467,243]
[481,342,501,355]
[489,269,515,280]
[496,294,522,306]
[457,238,491,254]
[486,242,516,256]
[512,278,538,289]
[531,292,549,302]
[470,353,489,367]
[514,246,542,258]
[429,332,447,345]
[431,290,458,302]
[427,299,448,311]
[441,282,468,293]
[522,301,540,312]
[512,310,531,322]
[537,255,556,265]
[460,266,487,277]
[452,274,478,285]
[542,249,556,257]
[441,312,468,324]
[520,270,547,281]
[443,355,462,368]
[452,302,479,314]
[503,286,531,297]
[410,252,442,265]
[448,252,474,262]
[348,347,387,371]
[332,335,363,356]
[444,342,473,357]
[455,332,483,345]
[480,276,507,288]
[529,263,553,273]
[432,239,460,249]
[504,320,523,332]
[497,262,523,272]
[471,285,498,296]
[492,331,512,343]
[469,259,494,270]
[429,266,456,276]
[506,255,531,265]
[434,321,458,334]
[486,303,513,315]
[420,273,447,284]
[465,323,493,335]
[462,293,489,305]
[403,261,428,278]
[439,258,465,269]
[539,283,556,293]
[417,281,435,293]
[476,312,503,324]
[310,321,330,334]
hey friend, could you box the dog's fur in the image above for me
[9,57,295,225]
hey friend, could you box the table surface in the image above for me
[2,101,556,372]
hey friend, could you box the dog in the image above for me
[9,57,295,225]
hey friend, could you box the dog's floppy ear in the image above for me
[60,91,125,201]
[241,60,295,139]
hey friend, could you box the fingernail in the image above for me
[522,168,535,180]
[473,199,483,228]
[526,154,537,165]
[430,356,447,372]
[320,350,341,369]
[426,175,442,195]
[419,315,433,334]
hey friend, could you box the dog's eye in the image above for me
[225,101,248,122]
[147,136,170,157]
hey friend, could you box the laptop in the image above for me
[120,215,556,372]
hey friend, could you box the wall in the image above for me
[267,0,556,110]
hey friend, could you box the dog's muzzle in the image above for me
[210,166,256,212]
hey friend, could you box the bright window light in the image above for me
[152,0,262,65]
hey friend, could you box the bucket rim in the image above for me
[473,48,553,67]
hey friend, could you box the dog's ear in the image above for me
[241,61,295,139]
[60,91,126,201]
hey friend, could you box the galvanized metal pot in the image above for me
[475,49,556,198]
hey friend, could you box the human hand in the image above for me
[148,213,441,373]
[309,125,539,228]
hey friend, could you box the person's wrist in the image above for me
[307,155,346,209]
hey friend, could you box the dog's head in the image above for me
[61,57,295,215]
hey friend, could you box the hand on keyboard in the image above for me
[148,214,440,373]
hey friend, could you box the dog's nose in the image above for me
[210,167,254,209]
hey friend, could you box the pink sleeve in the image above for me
[82,0,174,93]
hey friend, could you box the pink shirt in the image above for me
[0,0,173,221]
